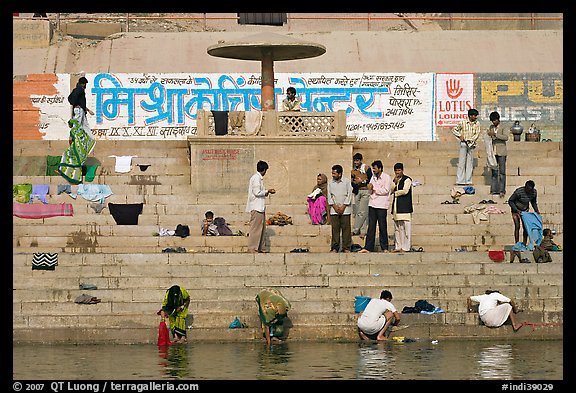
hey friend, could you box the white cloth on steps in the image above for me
[109,155,137,173]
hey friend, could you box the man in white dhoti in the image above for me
[468,290,525,331]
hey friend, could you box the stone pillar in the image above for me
[260,48,275,111]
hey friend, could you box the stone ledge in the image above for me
[12,322,563,344]
[61,22,123,39]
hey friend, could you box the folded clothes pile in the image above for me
[74,294,101,304]
[79,283,98,290]
[162,247,187,253]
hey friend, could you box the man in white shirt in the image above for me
[327,164,353,252]
[452,108,481,185]
[351,152,372,239]
[245,161,275,253]
[467,290,525,331]
[357,290,401,341]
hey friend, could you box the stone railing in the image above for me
[196,109,346,137]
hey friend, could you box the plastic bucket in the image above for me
[488,250,505,262]
[354,296,371,313]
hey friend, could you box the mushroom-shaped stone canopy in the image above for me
[207,32,326,61]
[207,32,326,111]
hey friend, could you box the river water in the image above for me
[13,340,563,381]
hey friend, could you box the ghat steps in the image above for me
[13,140,563,253]
[12,139,563,343]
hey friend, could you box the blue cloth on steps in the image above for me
[521,211,543,247]
[421,307,445,314]
[71,184,113,203]
[512,241,534,251]
[30,184,49,204]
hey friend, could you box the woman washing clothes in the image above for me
[255,288,291,346]
[159,285,191,344]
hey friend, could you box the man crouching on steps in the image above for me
[357,290,401,341]
[467,289,525,331]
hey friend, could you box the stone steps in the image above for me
[13,172,563,187]
[13,207,564,252]
[11,200,564,218]
[13,307,561,333]
[13,142,562,183]
[11,234,565,252]
[12,139,563,343]
[12,251,563,343]
[13,294,564,317]
[13,252,563,299]
[12,235,564,254]
[14,161,564,178]
[14,186,565,202]
[13,322,562,344]
[11,221,566,237]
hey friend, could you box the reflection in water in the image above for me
[356,343,395,379]
[477,344,513,380]
[158,345,190,379]
[257,343,293,380]
[355,341,448,380]
[13,340,563,380]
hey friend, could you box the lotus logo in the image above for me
[446,79,463,99]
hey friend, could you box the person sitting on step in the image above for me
[540,228,561,251]
[201,210,219,236]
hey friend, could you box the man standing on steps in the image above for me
[485,111,509,198]
[452,108,481,185]
[246,160,275,253]
[362,160,392,253]
[327,164,353,252]
[391,162,413,252]
[351,152,372,240]
[508,180,540,246]
[68,76,95,134]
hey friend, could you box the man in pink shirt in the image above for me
[362,160,392,253]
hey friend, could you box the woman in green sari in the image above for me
[160,285,190,344]
[57,118,96,184]
[255,288,291,345]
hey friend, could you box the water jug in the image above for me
[510,121,523,141]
